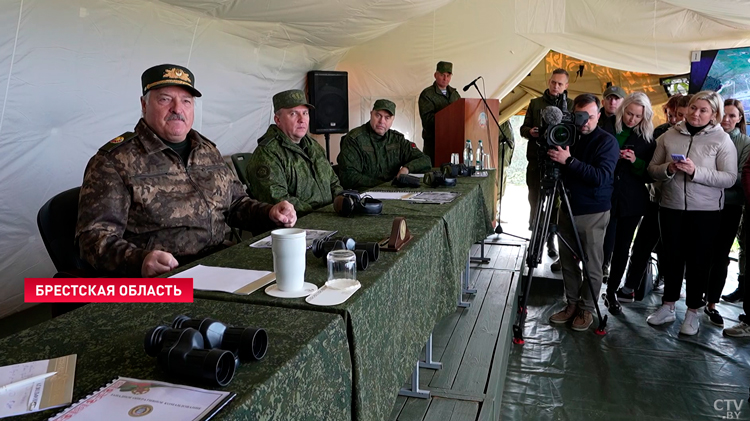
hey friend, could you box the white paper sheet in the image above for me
[363,191,417,200]
[171,265,274,294]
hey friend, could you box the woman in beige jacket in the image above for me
[645,91,737,336]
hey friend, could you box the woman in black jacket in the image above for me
[601,92,656,314]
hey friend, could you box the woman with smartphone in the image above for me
[600,92,656,315]
[647,91,737,336]
[704,99,750,327]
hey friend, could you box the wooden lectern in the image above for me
[434,98,500,168]
[435,98,500,221]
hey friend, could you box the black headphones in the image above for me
[424,171,457,188]
[333,190,383,217]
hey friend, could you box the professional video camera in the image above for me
[538,93,589,149]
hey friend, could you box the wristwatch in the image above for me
[565,156,574,165]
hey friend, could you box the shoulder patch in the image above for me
[411,142,417,149]
[255,164,271,180]
[99,131,136,153]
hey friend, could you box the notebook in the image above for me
[49,377,235,421]
[0,354,76,418]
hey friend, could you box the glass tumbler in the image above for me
[327,250,357,283]
[450,153,460,165]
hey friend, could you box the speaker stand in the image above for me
[325,133,331,162]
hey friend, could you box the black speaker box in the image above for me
[307,71,348,134]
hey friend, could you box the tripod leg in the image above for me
[513,180,555,345]
[557,180,608,335]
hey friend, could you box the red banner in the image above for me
[24,278,193,303]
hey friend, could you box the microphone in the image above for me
[463,76,482,92]
[541,106,563,126]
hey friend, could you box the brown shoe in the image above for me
[571,309,593,331]
[549,303,578,324]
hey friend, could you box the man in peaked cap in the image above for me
[338,99,432,190]
[246,89,342,214]
[598,85,626,132]
[76,64,296,277]
[418,61,461,163]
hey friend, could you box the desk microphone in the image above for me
[463,76,482,92]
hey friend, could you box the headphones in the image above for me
[333,190,383,217]
[424,170,457,188]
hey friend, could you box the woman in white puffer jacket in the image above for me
[645,90,737,336]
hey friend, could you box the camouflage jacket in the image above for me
[418,82,460,158]
[76,119,275,276]
[338,122,432,190]
[247,125,342,213]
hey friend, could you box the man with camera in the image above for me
[546,93,619,331]
[521,68,574,266]
[338,99,432,190]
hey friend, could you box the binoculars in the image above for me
[144,315,268,387]
[311,237,380,271]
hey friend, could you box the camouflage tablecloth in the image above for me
[0,300,351,421]
[182,174,495,421]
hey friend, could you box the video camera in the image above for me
[539,93,589,149]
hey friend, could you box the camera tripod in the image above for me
[512,162,608,345]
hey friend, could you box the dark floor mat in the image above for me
[502,278,750,420]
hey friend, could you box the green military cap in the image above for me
[602,85,626,99]
[273,89,315,113]
[141,64,201,97]
[372,99,396,116]
[436,61,453,74]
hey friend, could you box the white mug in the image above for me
[271,228,306,291]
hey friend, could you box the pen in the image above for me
[0,371,57,393]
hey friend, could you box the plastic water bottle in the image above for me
[476,140,485,170]
[463,139,473,167]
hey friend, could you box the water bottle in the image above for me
[476,140,485,170]
[463,140,473,167]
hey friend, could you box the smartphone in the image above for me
[671,154,686,162]
[622,144,635,150]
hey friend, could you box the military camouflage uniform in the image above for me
[247,125,342,213]
[76,119,276,276]
[337,122,432,190]
[418,82,460,162]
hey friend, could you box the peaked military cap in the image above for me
[141,64,201,97]
[602,85,626,99]
[436,61,453,74]
[372,99,396,116]
[273,89,315,113]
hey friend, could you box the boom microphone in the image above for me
[541,106,563,126]
[463,76,482,92]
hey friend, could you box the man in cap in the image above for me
[246,89,342,213]
[598,85,626,132]
[76,64,297,278]
[520,68,573,265]
[418,61,461,163]
[338,99,432,191]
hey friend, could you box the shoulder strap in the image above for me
[99,131,136,153]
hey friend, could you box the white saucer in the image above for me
[265,282,318,298]
[305,280,361,306]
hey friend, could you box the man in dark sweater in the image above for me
[546,93,619,331]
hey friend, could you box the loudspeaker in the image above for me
[307,71,348,134]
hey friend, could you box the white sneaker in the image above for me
[680,310,700,336]
[647,304,676,326]
[723,322,750,338]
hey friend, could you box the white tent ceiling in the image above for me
[1,0,749,317]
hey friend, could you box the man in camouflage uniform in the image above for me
[246,89,342,213]
[338,99,432,190]
[418,61,461,163]
[76,64,296,278]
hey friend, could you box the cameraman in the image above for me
[547,93,619,331]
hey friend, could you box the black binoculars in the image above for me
[144,315,268,387]
[311,237,380,271]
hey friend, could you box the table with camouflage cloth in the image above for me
[184,173,495,421]
[1,300,351,421]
